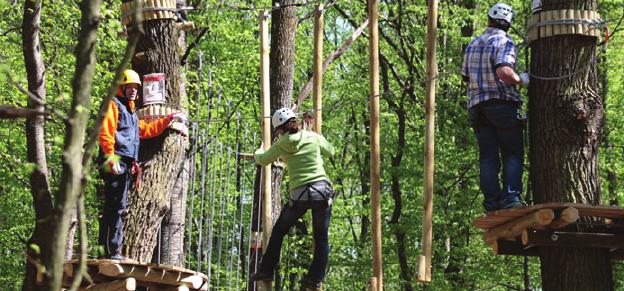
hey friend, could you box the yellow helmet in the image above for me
[121,69,141,86]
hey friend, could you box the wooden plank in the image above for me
[98,263,204,289]
[492,239,539,257]
[79,278,136,291]
[522,230,624,249]
[473,203,624,229]
[483,209,554,244]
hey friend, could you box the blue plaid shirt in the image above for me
[462,28,521,108]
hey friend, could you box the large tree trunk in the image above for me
[267,0,297,221]
[124,14,189,262]
[21,1,54,289]
[157,0,189,267]
[529,1,612,290]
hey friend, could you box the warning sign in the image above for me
[143,73,166,105]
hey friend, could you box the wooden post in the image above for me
[416,0,438,283]
[368,0,383,290]
[258,10,272,291]
[312,4,324,134]
[367,277,378,291]
[259,10,271,251]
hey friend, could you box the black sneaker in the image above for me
[252,271,274,281]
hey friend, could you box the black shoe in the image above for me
[300,278,322,290]
[252,271,274,281]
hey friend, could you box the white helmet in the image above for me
[272,107,296,128]
[488,3,513,25]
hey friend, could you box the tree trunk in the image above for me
[267,0,297,221]
[124,15,189,262]
[529,1,612,290]
[38,1,103,289]
[157,0,189,267]
[158,159,189,265]
[249,0,298,286]
[21,0,54,289]
[380,55,412,291]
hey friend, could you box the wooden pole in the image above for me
[416,0,438,283]
[311,8,324,287]
[259,10,272,252]
[313,4,324,134]
[258,10,272,291]
[368,0,383,290]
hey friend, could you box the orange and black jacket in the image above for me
[98,95,172,160]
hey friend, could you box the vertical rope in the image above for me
[196,138,208,271]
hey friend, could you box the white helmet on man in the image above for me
[488,3,513,25]
[272,107,296,128]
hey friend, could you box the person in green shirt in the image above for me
[253,107,335,289]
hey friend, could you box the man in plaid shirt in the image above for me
[462,3,530,212]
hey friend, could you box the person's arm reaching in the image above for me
[496,65,521,85]
[254,141,282,166]
[494,39,525,85]
[139,116,173,139]
[318,134,335,157]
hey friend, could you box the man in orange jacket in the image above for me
[98,69,187,259]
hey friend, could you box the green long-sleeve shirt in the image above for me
[254,130,335,191]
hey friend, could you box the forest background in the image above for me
[0,0,623,290]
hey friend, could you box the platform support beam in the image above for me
[484,209,554,244]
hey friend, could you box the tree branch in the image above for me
[0,105,47,119]
[293,18,369,111]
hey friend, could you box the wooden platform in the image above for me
[62,259,208,291]
[473,202,624,229]
[473,203,624,260]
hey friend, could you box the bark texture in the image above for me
[529,1,612,290]
[157,0,189,267]
[21,0,54,289]
[38,1,102,289]
[124,18,189,262]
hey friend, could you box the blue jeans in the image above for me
[98,158,132,257]
[469,100,524,211]
[258,201,332,282]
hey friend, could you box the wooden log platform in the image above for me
[473,203,624,260]
[62,259,208,291]
[473,202,624,229]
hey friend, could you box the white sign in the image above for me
[143,73,166,105]
[531,0,543,14]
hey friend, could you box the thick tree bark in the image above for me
[21,1,54,289]
[37,1,102,289]
[529,1,612,290]
[124,16,189,262]
[267,0,298,223]
[157,0,189,267]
